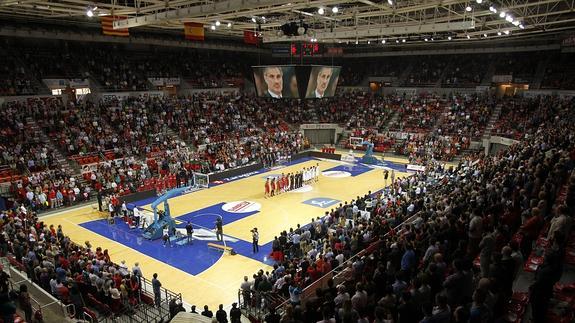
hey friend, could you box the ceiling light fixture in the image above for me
[382,39,386,44]
[519,24,525,29]
[448,36,452,40]
[318,8,325,15]
[499,11,506,18]
[467,34,471,39]
[251,17,256,23]
[466,6,472,12]
[388,0,393,5]
[332,7,338,13]
[215,21,221,26]
[476,0,483,3]
[227,22,232,28]
[210,25,216,30]
[504,30,510,35]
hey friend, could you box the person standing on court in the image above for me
[152,273,162,307]
[215,217,223,241]
[252,228,259,253]
[216,304,228,323]
[391,169,395,185]
[384,170,389,185]
[186,221,194,244]
[229,302,241,323]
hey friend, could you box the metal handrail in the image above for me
[269,211,420,316]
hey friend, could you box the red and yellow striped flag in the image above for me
[184,22,205,41]
[101,16,129,37]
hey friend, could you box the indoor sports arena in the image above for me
[0,1,574,322]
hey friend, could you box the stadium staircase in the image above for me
[531,55,552,90]
[164,126,191,149]
[28,118,88,190]
[435,61,452,88]
[480,61,497,86]
[381,109,399,132]
[483,103,503,137]
[394,60,415,87]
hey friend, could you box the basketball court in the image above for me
[42,151,417,309]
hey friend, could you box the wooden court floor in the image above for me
[42,153,413,309]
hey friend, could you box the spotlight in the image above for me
[424,38,428,41]
[497,31,502,36]
[499,11,506,18]
[355,40,358,44]
[262,16,266,21]
[512,20,520,26]
[431,37,434,41]
[215,21,221,26]
[227,22,232,28]
[489,6,497,13]
[396,39,399,43]
[381,39,386,44]
[402,39,406,43]
[483,33,488,37]
[318,8,324,15]
[467,34,471,39]
[388,0,393,5]
[504,30,510,35]
[86,9,94,17]
[367,40,371,44]
[210,25,216,30]
[332,7,338,13]
[448,36,452,40]
[251,17,256,23]
[476,0,483,3]
[466,6,472,12]
[506,15,513,22]
[519,24,525,29]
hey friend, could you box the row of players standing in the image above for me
[265,164,320,198]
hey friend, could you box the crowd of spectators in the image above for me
[491,96,571,140]
[388,95,446,132]
[541,53,575,90]
[0,205,156,321]
[493,52,542,84]
[0,100,57,174]
[395,134,470,163]
[0,52,37,96]
[441,55,487,87]
[240,95,575,323]
[436,96,494,139]
[404,57,448,86]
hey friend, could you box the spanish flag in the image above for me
[184,22,205,41]
[101,16,129,37]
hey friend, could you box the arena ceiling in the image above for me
[0,0,574,44]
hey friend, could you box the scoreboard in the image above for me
[290,42,323,57]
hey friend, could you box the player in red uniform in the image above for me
[265,178,270,198]
[270,178,276,197]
